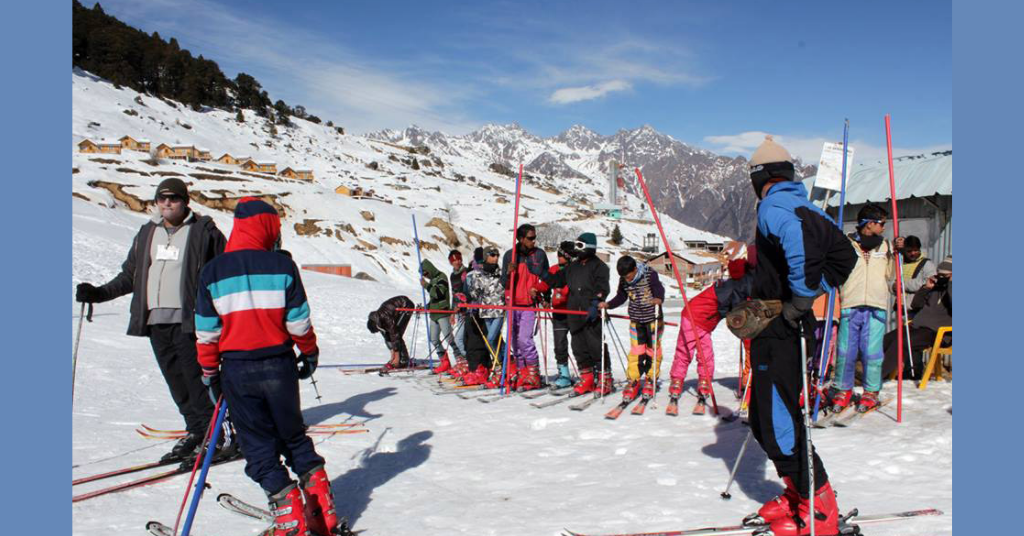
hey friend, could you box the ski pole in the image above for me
[72,302,92,404]
[799,321,816,536]
[173,396,224,534]
[412,215,433,370]
[720,429,752,500]
[600,308,607,401]
[885,114,906,423]
[179,397,229,536]
[899,277,916,377]
[503,164,524,395]
[604,315,629,377]
[650,304,662,409]
[812,119,850,422]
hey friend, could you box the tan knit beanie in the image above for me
[749,135,794,167]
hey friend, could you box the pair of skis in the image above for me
[72,454,242,503]
[665,393,708,417]
[135,423,368,440]
[813,396,895,428]
[147,493,358,535]
[561,507,943,536]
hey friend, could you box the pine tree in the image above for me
[236,109,244,122]
[611,224,623,245]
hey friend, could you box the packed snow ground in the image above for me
[72,202,952,536]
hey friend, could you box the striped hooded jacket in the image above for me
[194,198,318,372]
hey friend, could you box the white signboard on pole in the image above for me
[815,142,855,192]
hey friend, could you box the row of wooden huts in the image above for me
[77,136,314,181]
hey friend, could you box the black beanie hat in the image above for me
[155,178,189,203]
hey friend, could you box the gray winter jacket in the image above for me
[96,210,226,336]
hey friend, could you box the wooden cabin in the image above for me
[240,159,278,174]
[155,144,198,161]
[78,139,122,154]
[215,153,250,165]
[279,167,315,181]
[118,136,151,152]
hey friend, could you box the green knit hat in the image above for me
[576,232,597,250]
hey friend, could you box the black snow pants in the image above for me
[464,315,493,372]
[149,323,216,437]
[749,317,829,498]
[570,320,610,373]
[221,352,326,496]
[552,314,570,366]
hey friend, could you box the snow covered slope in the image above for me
[73,68,724,292]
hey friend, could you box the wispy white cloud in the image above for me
[548,80,631,104]
[703,131,952,166]
[98,0,480,134]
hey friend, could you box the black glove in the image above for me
[587,303,600,322]
[296,350,319,380]
[782,295,815,330]
[201,373,222,405]
[76,283,106,303]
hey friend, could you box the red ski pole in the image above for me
[503,164,524,395]
[885,114,905,423]
[633,168,719,415]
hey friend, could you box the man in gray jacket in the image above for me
[77,178,228,464]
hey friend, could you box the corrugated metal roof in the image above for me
[804,151,951,206]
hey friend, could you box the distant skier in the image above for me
[75,178,231,465]
[599,255,665,403]
[366,295,415,371]
[741,136,857,536]
[420,259,456,374]
[448,249,470,377]
[534,232,612,396]
[541,241,577,388]
[829,203,896,414]
[501,224,550,390]
[194,197,343,536]
[462,247,506,386]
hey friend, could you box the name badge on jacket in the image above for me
[156,244,181,261]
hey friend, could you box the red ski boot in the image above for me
[431,353,452,375]
[621,380,641,402]
[697,377,713,397]
[828,389,852,414]
[267,482,309,536]
[300,465,339,536]
[449,357,470,379]
[573,368,595,396]
[767,481,840,536]
[461,365,488,386]
[743,476,798,526]
[640,378,656,400]
[595,371,615,396]
[519,365,542,391]
[857,391,879,413]
[668,378,684,398]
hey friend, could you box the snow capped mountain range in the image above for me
[368,123,816,242]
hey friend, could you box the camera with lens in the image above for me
[934,274,950,290]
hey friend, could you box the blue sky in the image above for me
[93,0,951,163]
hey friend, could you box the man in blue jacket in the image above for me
[741,136,857,536]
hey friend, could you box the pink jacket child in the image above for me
[668,256,752,401]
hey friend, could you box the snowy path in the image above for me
[72,220,952,536]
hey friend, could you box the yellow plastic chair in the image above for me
[918,326,952,390]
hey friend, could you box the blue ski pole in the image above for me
[180,398,228,536]
[811,119,850,421]
[412,215,433,370]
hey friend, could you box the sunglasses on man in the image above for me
[157,194,184,203]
